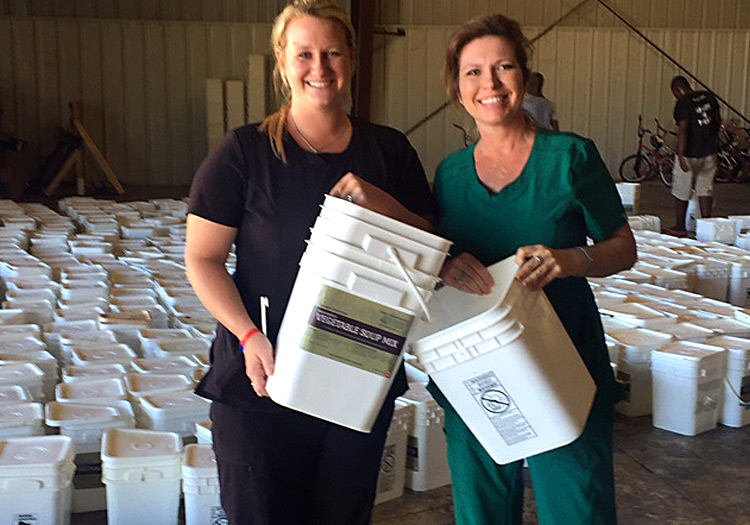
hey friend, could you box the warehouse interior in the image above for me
[1,0,750,524]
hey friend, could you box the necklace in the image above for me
[290,115,350,154]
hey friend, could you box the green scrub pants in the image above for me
[442,391,617,525]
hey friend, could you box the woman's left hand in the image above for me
[514,245,582,291]
[329,172,435,231]
[330,172,396,213]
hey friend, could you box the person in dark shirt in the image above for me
[667,75,720,235]
[184,1,436,523]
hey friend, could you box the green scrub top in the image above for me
[433,129,627,397]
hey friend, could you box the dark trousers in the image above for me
[211,399,395,525]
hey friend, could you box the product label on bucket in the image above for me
[378,443,397,492]
[464,371,537,446]
[211,506,228,525]
[14,515,37,525]
[696,379,722,413]
[302,285,414,377]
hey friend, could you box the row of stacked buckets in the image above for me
[595,228,750,436]
[2,194,750,524]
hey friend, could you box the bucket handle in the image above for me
[387,246,431,322]
[723,377,750,406]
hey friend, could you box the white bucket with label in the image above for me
[374,400,413,504]
[398,384,450,492]
[101,428,182,525]
[0,435,75,525]
[703,335,750,428]
[267,197,448,432]
[182,444,226,525]
[651,341,727,436]
[408,257,595,465]
[609,328,674,417]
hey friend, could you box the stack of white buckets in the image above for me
[267,195,451,432]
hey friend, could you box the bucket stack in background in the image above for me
[595,228,750,436]
[2,191,750,522]
[267,194,450,432]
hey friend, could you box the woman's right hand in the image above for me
[439,253,494,295]
[242,333,275,397]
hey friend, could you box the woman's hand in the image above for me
[329,173,435,231]
[242,333,275,397]
[439,253,494,295]
[514,245,583,291]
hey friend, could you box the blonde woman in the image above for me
[185,1,435,523]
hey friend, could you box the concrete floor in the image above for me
[63,180,750,524]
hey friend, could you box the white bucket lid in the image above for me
[689,317,750,336]
[703,335,750,364]
[62,362,127,382]
[0,435,74,479]
[101,428,182,466]
[182,443,217,477]
[0,324,41,338]
[0,402,43,428]
[140,391,211,418]
[154,338,210,354]
[607,328,674,352]
[45,401,123,427]
[0,362,45,385]
[320,194,451,252]
[138,328,193,343]
[55,377,128,401]
[125,373,193,396]
[71,343,137,366]
[0,336,45,354]
[132,355,198,375]
[652,340,727,364]
[657,323,715,341]
[0,385,32,405]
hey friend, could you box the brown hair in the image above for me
[442,14,532,106]
[258,0,356,162]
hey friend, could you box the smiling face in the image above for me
[277,15,353,113]
[457,35,526,130]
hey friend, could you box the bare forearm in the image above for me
[185,257,255,340]
[580,233,637,278]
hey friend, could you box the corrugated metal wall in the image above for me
[0,0,287,21]
[376,0,750,29]
[371,26,750,181]
[0,18,271,187]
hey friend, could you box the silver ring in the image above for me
[346,194,353,202]
[456,272,468,284]
[531,255,542,266]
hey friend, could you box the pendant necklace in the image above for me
[290,115,349,154]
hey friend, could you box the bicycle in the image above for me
[619,115,676,186]
[716,122,750,183]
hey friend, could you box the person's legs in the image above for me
[307,398,396,525]
[694,154,717,219]
[527,392,617,525]
[669,159,692,232]
[211,402,324,525]
[441,401,525,525]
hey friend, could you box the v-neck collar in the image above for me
[468,130,542,199]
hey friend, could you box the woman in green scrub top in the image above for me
[431,13,637,525]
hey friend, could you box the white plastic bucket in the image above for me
[194,420,212,444]
[138,391,211,436]
[0,435,75,525]
[651,341,727,436]
[703,335,750,428]
[45,401,132,454]
[0,362,45,401]
[182,444,226,525]
[609,328,673,417]
[101,428,182,525]
[409,257,596,465]
[268,216,443,432]
[374,400,413,504]
[727,259,750,307]
[398,384,450,492]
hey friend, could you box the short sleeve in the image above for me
[188,131,247,227]
[673,97,689,123]
[570,139,628,242]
